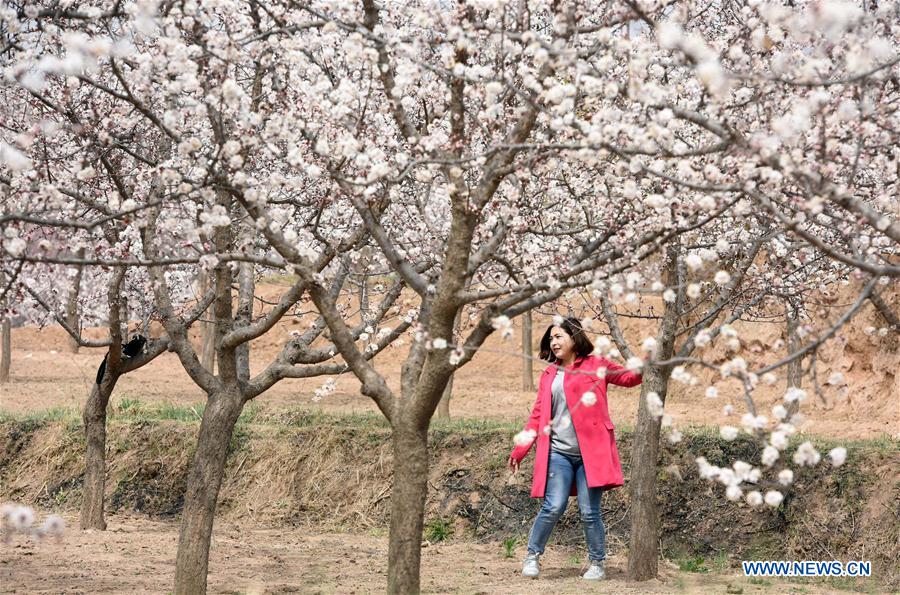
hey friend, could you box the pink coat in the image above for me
[509,355,642,498]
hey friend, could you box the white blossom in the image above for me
[694,330,712,347]
[783,387,807,403]
[513,428,537,447]
[646,392,664,419]
[792,441,821,466]
[491,315,513,339]
[770,431,789,451]
[746,491,763,507]
[685,253,704,271]
[778,469,794,486]
[828,447,847,467]
[720,425,739,441]
[0,142,31,171]
[625,356,644,371]
[725,484,743,501]
[764,490,784,507]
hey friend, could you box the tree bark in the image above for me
[785,300,803,418]
[359,273,370,325]
[64,250,86,354]
[201,312,216,374]
[173,392,244,595]
[80,375,118,530]
[387,425,429,594]
[628,241,680,581]
[197,271,216,374]
[627,366,669,580]
[435,375,453,420]
[522,310,534,391]
[0,317,10,384]
[435,309,462,421]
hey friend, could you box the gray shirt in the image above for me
[550,369,581,456]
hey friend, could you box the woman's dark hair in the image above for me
[539,317,594,363]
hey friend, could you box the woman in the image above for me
[508,317,642,580]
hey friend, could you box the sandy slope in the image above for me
[1,283,897,439]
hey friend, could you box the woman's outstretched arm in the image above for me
[598,357,643,388]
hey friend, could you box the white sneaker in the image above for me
[522,553,540,578]
[583,561,605,580]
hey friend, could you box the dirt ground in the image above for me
[2,511,865,595]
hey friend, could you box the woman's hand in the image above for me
[507,454,520,473]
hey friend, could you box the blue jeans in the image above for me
[526,450,606,562]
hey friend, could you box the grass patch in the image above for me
[501,537,519,558]
[673,550,730,574]
[677,554,711,573]
[424,517,453,542]
[748,577,772,586]
[0,406,79,424]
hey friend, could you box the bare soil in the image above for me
[2,511,858,594]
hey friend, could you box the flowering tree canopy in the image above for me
[0,0,897,592]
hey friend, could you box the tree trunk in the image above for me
[65,250,85,354]
[80,375,118,530]
[785,300,802,418]
[359,274,370,325]
[436,376,453,420]
[522,310,534,391]
[627,367,669,580]
[387,426,429,594]
[174,392,244,595]
[0,317,10,384]
[435,309,462,421]
[201,314,216,374]
[627,240,680,581]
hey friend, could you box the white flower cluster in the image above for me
[448,346,465,366]
[828,447,848,467]
[696,457,785,507]
[0,141,30,171]
[740,412,769,432]
[593,336,612,356]
[783,387,807,403]
[671,366,696,385]
[580,391,597,407]
[719,357,748,377]
[1,503,65,543]
[313,378,337,402]
[491,315,513,339]
[694,329,712,347]
[513,428,537,447]
[646,392,664,419]
[625,356,644,372]
[792,441,821,466]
